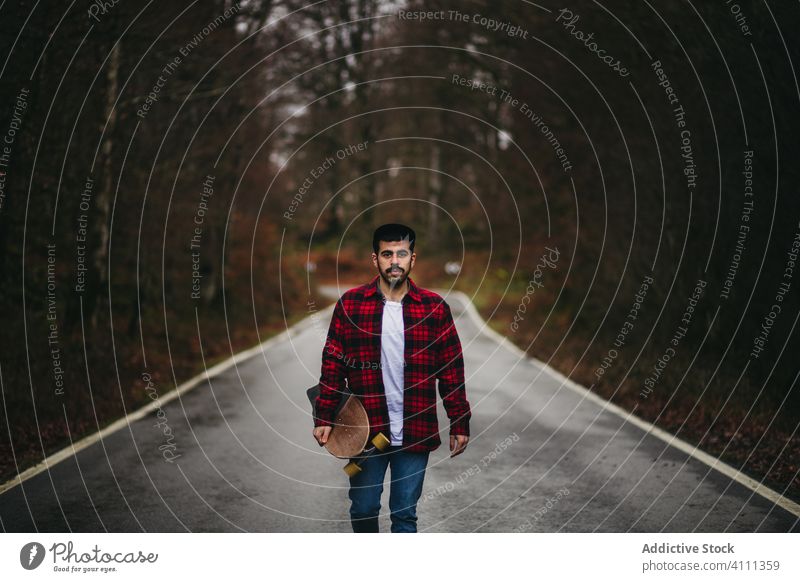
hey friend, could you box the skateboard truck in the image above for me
[343,433,391,477]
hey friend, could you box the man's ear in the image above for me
[371,252,377,267]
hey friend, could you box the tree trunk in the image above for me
[428,142,441,247]
[88,37,120,328]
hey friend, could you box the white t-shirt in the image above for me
[381,300,405,446]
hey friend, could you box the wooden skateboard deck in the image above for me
[308,384,391,475]
[325,393,370,458]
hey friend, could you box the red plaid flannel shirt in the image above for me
[314,274,471,453]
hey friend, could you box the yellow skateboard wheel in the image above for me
[344,461,362,477]
[371,433,391,451]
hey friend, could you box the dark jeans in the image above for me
[348,445,430,533]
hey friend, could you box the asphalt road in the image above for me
[1,285,798,532]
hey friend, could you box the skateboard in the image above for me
[307,384,391,476]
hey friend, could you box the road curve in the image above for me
[1,285,797,532]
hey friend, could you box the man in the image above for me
[312,223,471,533]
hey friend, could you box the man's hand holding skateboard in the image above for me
[313,425,331,446]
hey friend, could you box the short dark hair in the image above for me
[373,223,416,254]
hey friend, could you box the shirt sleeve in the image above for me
[436,299,471,436]
[315,298,348,427]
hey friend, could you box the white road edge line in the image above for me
[445,288,800,519]
[0,309,328,496]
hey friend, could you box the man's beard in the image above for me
[380,266,409,289]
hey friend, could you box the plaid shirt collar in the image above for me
[363,274,422,303]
